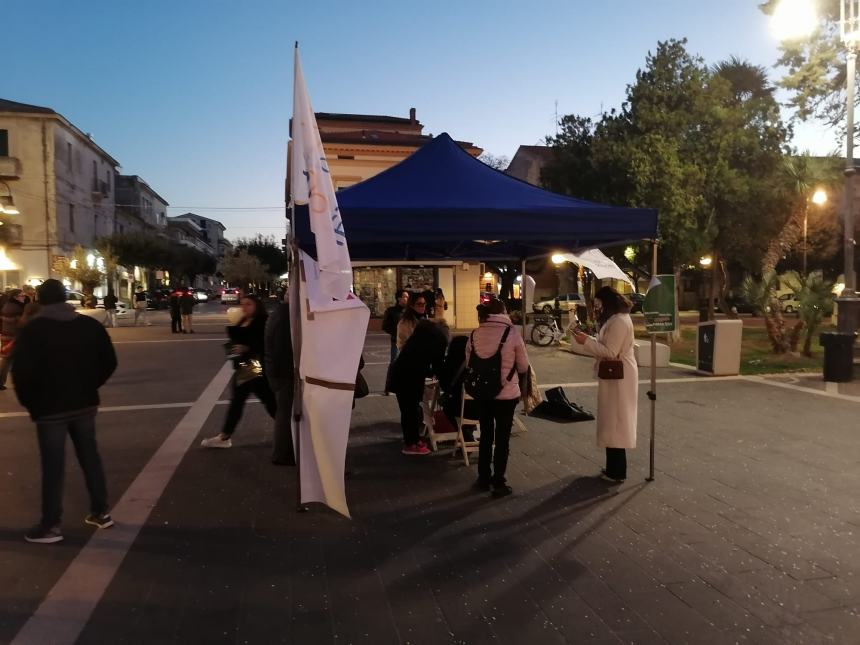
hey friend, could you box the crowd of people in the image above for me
[0,275,638,542]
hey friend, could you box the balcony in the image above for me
[0,157,21,180]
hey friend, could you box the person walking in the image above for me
[103,290,118,328]
[179,289,196,333]
[396,292,427,351]
[388,319,448,456]
[11,279,117,543]
[201,295,277,448]
[465,298,529,497]
[572,286,637,483]
[382,289,409,394]
[265,297,295,465]
[0,288,26,391]
[168,288,183,333]
[133,286,149,326]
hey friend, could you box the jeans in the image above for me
[477,398,518,485]
[171,313,183,333]
[36,413,108,527]
[134,307,148,326]
[222,376,277,437]
[605,448,627,480]
[395,391,422,445]
[181,314,193,332]
[384,342,398,392]
[104,310,117,328]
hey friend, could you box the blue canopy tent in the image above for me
[295,132,657,260]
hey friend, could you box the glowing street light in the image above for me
[699,256,713,268]
[551,253,566,265]
[812,188,828,205]
[770,0,817,40]
[804,188,828,275]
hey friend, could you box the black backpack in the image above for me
[464,326,517,401]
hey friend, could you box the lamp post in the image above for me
[839,0,860,336]
[804,188,828,276]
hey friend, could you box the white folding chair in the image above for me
[454,385,481,466]
[422,379,460,452]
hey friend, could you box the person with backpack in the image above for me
[381,289,409,394]
[464,298,529,497]
[388,319,448,456]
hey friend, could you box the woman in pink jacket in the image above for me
[465,299,529,497]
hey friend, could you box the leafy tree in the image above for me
[759,0,847,132]
[234,234,287,277]
[218,249,269,290]
[57,246,105,299]
[478,153,510,171]
[783,270,836,355]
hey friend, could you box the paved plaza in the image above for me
[1,307,859,644]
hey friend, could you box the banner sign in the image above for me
[644,274,677,333]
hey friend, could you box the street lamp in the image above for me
[803,188,828,275]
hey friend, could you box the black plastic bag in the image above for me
[529,387,594,423]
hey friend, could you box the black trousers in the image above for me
[222,376,277,437]
[271,381,295,463]
[395,391,422,445]
[170,312,183,333]
[605,448,627,479]
[36,413,108,527]
[477,398,519,485]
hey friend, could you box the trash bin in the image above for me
[820,331,857,382]
[697,319,743,376]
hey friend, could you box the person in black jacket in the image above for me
[179,290,196,333]
[168,288,183,333]
[388,319,448,456]
[201,294,276,448]
[12,279,118,544]
[264,298,295,464]
[381,289,409,394]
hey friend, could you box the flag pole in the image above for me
[289,41,308,512]
[646,239,657,482]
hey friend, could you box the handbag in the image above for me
[598,359,624,380]
[235,358,263,386]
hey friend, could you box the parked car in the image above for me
[221,288,240,304]
[628,292,645,313]
[479,291,495,305]
[778,292,800,314]
[532,293,584,314]
[66,291,128,316]
[193,289,210,302]
[146,289,170,310]
[725,295,761,315]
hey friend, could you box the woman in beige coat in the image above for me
[573,287,637,482]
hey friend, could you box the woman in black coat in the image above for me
[388,319,448,456]
[201,295,277,448]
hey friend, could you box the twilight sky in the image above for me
[4,0,840,241]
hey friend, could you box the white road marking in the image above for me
[12,361,234,645]
[0,401,197,419]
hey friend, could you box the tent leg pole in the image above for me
[647,239,658,482]
[521,258,527,340]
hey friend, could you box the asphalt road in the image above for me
[0,310,858,644]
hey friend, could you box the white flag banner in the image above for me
[557,249,634,286]
[291,47,353,300]
[292,251,369,518]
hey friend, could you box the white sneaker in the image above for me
[201,435,232,449]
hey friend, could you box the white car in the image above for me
[778,293,800,314]
[221,288,240,304]
[66,291,128,316]
[532,293,585,314]
[193,289,209,302]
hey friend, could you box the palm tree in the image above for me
[783,271,835,356]
[712,57,774,101]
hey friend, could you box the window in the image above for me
[69,204,75,232]
[67,142,73,168]
[105,169,111,191]
[0,129,8,157]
